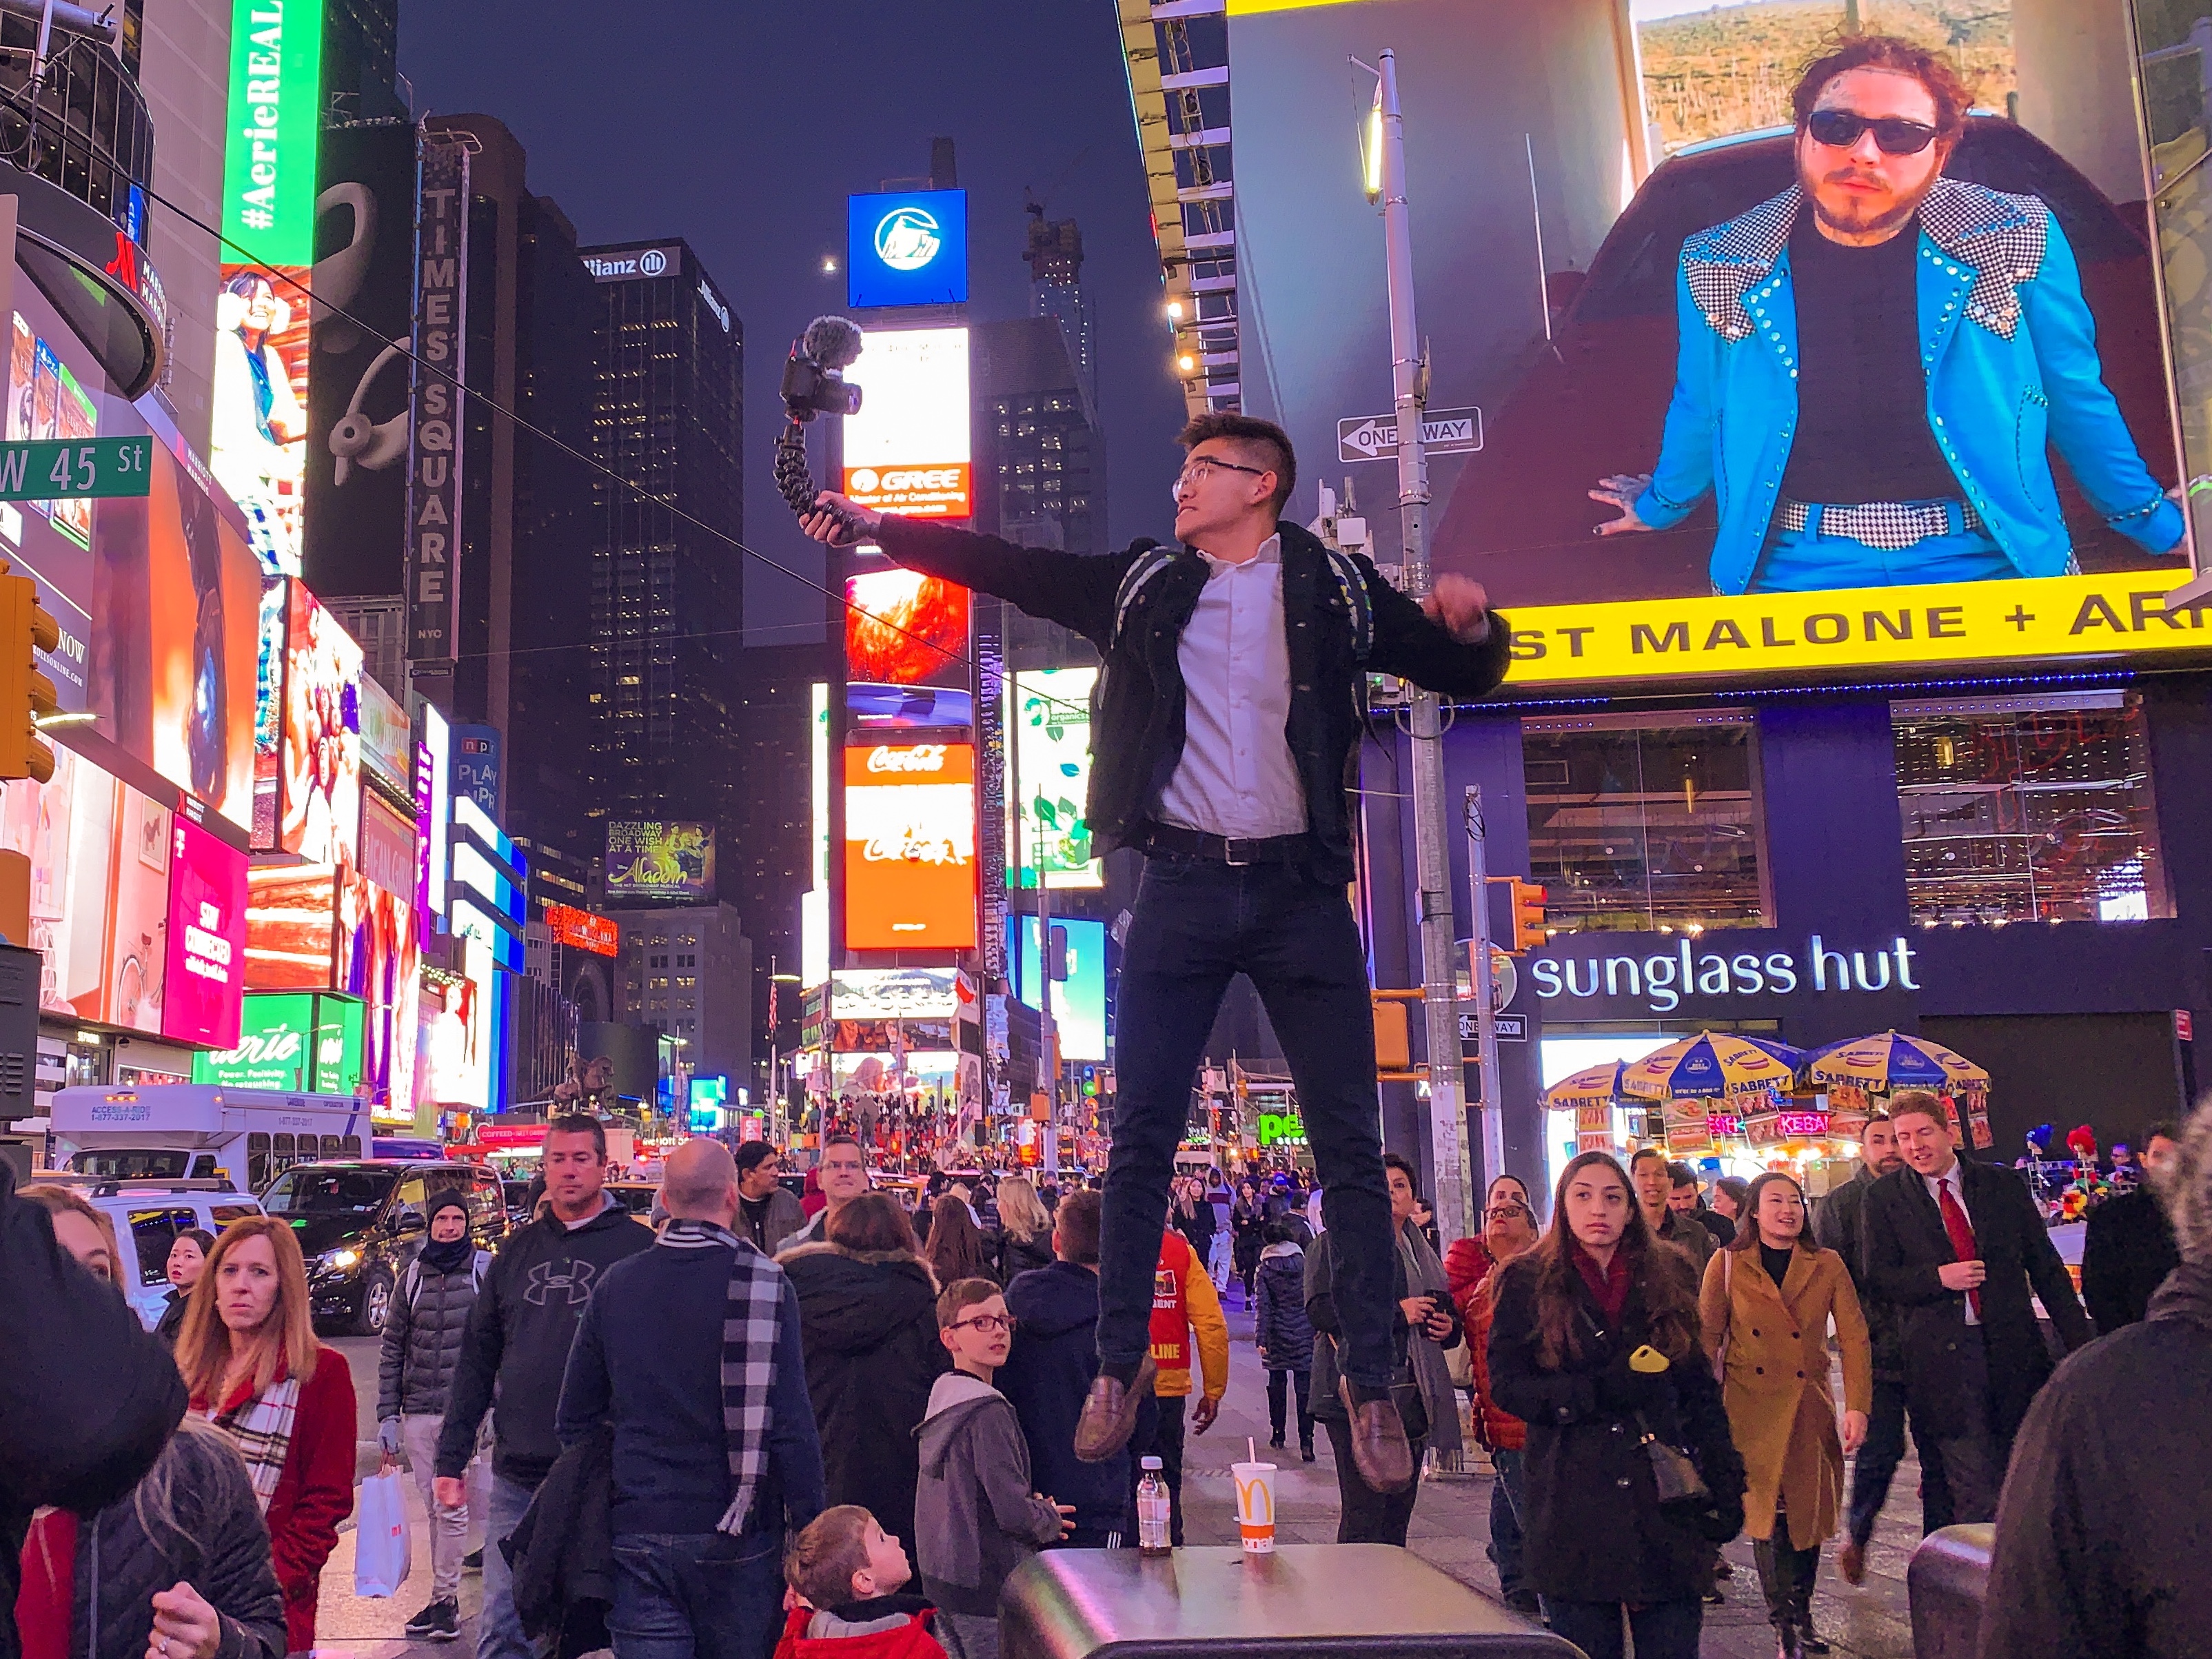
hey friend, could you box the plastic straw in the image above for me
[1248,1435,1256,1464]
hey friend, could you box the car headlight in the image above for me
[319,1247,361,1272]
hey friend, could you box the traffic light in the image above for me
[1511,880,1548,953]
[0,562,58,782]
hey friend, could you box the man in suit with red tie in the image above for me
[1859,1090,2091,1527]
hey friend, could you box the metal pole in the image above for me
[1376,49,1473,1243]
[1464,786,1505,1188]
[1525,134,1552,345]
[1037,817,1055,1170]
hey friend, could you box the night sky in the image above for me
[397,0,1189,646]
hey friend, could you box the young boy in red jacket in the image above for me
[775,1505,946,1659]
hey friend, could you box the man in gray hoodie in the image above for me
[914,1279,1071,1659]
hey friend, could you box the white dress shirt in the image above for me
[1922,1162,1980,1325]
[1155,534,1308,839]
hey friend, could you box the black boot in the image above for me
[1773,1622,1805,1659]
[1794,1548,1828,1651]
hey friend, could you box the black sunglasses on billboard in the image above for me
[1805,110,1940,156]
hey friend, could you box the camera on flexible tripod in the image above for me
[774,316,870,538]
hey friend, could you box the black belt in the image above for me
[1139,822,1309,867]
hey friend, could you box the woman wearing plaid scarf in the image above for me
[178,1219,356,1655]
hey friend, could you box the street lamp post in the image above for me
[1366,48,1475,1242]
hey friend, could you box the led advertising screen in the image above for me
[607,820,716,903]
[0,749,173,1032]
[163,812,248,1049]
[846,565,970,690]
[191,991,361,1093]
[831,967,960,1021]
[1011,667,1100,890]
[338,860,420,1122]
[546,902,618,956]
[281,583,361,864]
[1420,1,2208,689]
[418,940,493,1112]
[355,671,411,797]
[211,0,323,578]
[358,788,417,901]
[847,190,969,308]
[844,742,977,950]
[840,327,971,518]
[243,862,337,990]
[417,702,449,928]
[1010,914,1108,1062]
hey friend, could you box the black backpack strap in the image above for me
[1109,539,1174,650]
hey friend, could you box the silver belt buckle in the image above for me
[1223,837,1251,868]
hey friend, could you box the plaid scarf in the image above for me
[658,1218,784,1535]
[204,1374,302,1514]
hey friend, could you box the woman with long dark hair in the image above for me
[923,1192,991,1288]
[1488,1152,1745,1659]
[1230,1181,1266,1306]
[1701,1172,1871,1658]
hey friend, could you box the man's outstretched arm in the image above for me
[803,494,1130,646]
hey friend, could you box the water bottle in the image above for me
[1136,1456,1171,1554]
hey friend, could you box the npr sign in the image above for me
[1528,935,1920,1015]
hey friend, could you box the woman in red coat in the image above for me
[1446,1174,1540,1617]
[179,1216,356,1653]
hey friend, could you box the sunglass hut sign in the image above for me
[1530,935,1920,1014]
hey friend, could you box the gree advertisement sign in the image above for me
[192,990,363,1092]
[840,328,971,519]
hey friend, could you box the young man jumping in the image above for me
[803,411,1508,1492]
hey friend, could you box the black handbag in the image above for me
[1634,1409,1712,1511]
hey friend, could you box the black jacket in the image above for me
[436,1201,655,1485]
[1170,1201,1215,1261]
[2080,1185,2180,1336]
[378,1250,486,1420]
[781,1243,948,1547]
[506,1425,613,1659]
[875,516,1512,884]
[1253,1244,1315,1373]
[993,1230,1053,1283]
[997,1262,1149,1538]
[1,1168,185,1659]
[1979,1257,2212,1659]
[73,1427,287,1659]
[1813,1161,1905,1381]
[1486,1252,1746,1605]
[1859,1159,2091,1445]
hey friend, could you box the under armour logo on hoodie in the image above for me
[524,1256,599,1307]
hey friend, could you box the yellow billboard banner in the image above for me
[1496,569,2211,689]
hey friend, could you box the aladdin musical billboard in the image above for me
[1421,2,2209,689]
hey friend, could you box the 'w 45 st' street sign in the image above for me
[0,438,154,500]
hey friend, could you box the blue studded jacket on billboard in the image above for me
[1632,178,2186,595]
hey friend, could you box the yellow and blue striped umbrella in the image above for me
[1806,1030,1987,1092]
[1619,1031,1801,1101]
[1541,1061,1630,1114]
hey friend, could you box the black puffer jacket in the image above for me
[378,1250,487,1419]
[780,1243,946,1547]
[74,1426,287,1659]
[993,1230,1053,1283]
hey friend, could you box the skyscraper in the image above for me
[1024,204,1096,416]
[975,316,1106,561]
[580,239,744,840]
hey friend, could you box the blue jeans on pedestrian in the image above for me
[1537,1596,1702,1659]
[478,1474,542,1659]
[1848,1376,1952,1545]
[1099,856,1396,1390]
[1488,1447,1528,1605]
[609,1531,783,1659]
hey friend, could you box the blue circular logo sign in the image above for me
[874,207,942,272]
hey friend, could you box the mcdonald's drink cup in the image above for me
[1232,1461,1277,1554]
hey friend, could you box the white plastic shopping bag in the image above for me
[353,1469,412,1599]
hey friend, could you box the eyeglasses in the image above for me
[1483,1203,1530,1223]
[948,1313,1017,1335]
[1171,456,1272,500]
[1805,109,1940,156]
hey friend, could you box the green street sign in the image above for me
[0,438,154,500]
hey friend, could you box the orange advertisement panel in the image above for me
[844,742,977,950]
[842,460,972,520]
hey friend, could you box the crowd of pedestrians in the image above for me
[12,1086,2212,1659]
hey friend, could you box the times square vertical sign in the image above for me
[405,138,470,684]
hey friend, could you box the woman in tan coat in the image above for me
[1701,1172,1871,1659]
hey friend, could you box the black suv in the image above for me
[260,1160,509,1336]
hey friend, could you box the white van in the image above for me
[48,1083,374,1196]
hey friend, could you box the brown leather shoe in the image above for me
[1837,1539,1866,1586]
[1336,1378,1414,1493]
[1074,1356,1157,1463]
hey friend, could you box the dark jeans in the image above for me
[1102,857,1394,1389]
[1266,1367,1313,1449]
[609,1531,783,1659]
[1488,1446,1528,1605]
[1324,1417,1422,1545]
[1754,1505,1820,1631]
[478,1473,542,1659]
[1848,1376,1953,1545]
[1136,1394,1188,1547]
[1537,1598,1703,1659]
[1926,1327,2003,1525]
